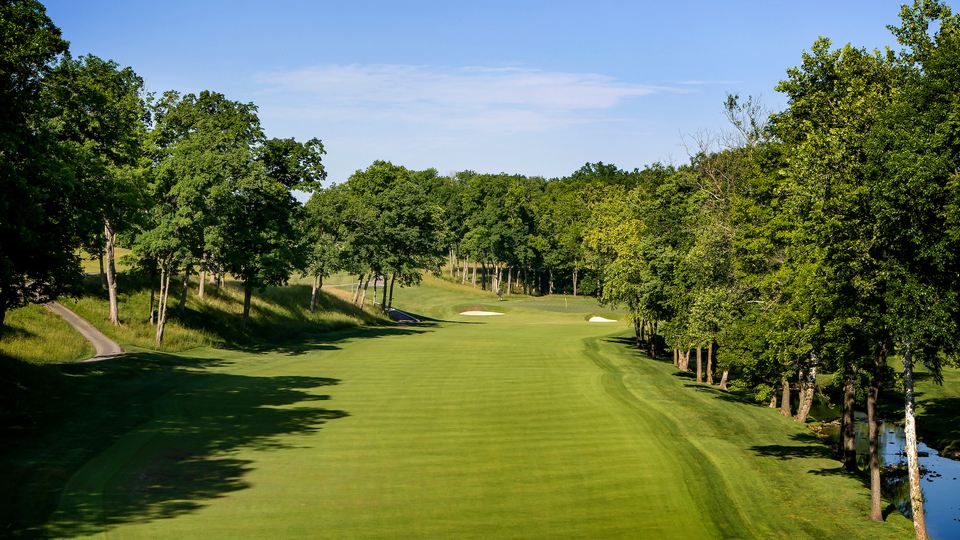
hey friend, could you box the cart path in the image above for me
[45,301,125,363]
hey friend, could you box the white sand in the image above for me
[459,311,505,316]
[589,316,618,323]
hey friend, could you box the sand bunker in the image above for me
[459,311,505,316]
[589,316,618,323]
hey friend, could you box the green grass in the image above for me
[913,363,960,454]
[0,304,94,365]
[79,247,134,275]
[0,277,923,539]
[66,273,390,353]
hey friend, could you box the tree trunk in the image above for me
[148,263,156,325]
[780,377,792,416]
[99,245,106,289]
[155,260,171,347]
[241,283,252,331]
[769,392,777,408]
[104,219,120,326]
[719,370,729,390]
[198,253,207,300]
[373,273,378,306]
[868,341,888,522]
[310,274,319,313]
[841,360,858,471]
[673,347,678,366]
[549,268,553,295]
[633,317,642,348]
[0,288,8,342]
[706,342,715,384]
[381,273,389,311]
[352,273,365,305]
[573,262,578,297]
[650,321,658,360]
[679,348,689,371]
[481,260,487,291]
[647,321,656,359]
[696,347,702,383]
[507,266,512,295]
[449,247,454,278]
[462,256,468,284]
[359,275,370,308]
[472,259,477,288]
[178,266,189,315]
[795,360,818,423]
[387,272,397,310]
[902,343,928,539]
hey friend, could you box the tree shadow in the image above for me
[750,432,836,462]
[221,324,432,356]
[4,351,349,539]
[916,396,960,453]
[685,383,755,405]
[0,323,36,340]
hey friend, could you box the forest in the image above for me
[2,1,960,538]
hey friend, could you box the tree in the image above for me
[0,0,74,341]
[139,90,265,344]
[301,186,346,312]
[868,3,960,534]
[40,53,148,326]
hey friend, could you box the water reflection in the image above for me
[819,418,960,539]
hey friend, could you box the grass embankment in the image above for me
[1,278,923,539]
[0,305,93,365]
[914,363,960,454]
[64,273,391,353]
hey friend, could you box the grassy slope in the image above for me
[0,304,93,365]
[65,273,390,352]
[2,278,919,539]
[914,362,960,454]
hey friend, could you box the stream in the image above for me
[818,414,960,539]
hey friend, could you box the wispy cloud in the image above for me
[254,64,682,133]
[665,80,740,85]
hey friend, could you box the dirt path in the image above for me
[45,301,125,363]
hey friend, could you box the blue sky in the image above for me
[44,0,912,186]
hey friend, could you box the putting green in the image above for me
[42,284,912,539]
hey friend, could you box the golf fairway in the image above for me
[41,285,913,539]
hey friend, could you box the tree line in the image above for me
[3,1,959,537]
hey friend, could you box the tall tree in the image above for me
[0,0,73,341]
[41,54,148,326]
[139,90,264,344]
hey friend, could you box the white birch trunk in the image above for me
[902,343,928,540]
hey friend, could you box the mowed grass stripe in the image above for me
[45,285,913,539]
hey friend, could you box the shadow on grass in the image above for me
[3,350,349,539]
[917,396,960,451]
[78,275,397,354]
[685,383,756,405]
[220,324,431,356]
[0,323,37,340]
[750,432,836,462]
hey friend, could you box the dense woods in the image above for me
[3,0,960,538]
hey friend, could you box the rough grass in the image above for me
[66,273,390,352]
[79,247,134,274]
[0,304,94,365]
